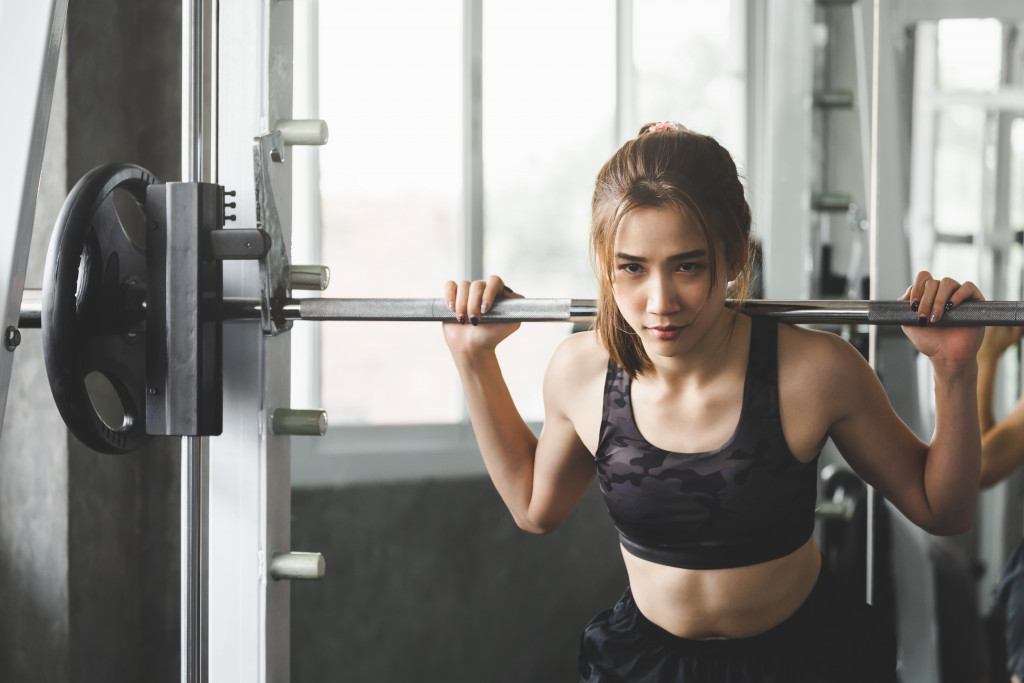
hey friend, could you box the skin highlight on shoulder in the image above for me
[543,330,609,456]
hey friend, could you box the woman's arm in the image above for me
[444,276,596,533]
[824,273,984,535]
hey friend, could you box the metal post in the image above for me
[182,1,205,682]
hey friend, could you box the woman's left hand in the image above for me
[898,271,985,364]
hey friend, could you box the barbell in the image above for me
[22,286,1024,328]
[17,159,1024,456]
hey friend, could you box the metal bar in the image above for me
[184,0,204,185]
[182,1,205,682]
[18,291,1024,328]
[278,297,1024,326]
[181,436,203,683]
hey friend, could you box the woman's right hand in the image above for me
[442,275,523,355]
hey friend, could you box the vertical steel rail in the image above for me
[182,1,205,682]
[864,0,880,610]
[614,0,634,145]
[462,0,483,282]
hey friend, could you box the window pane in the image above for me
[633,0,747,162]
[932,242,978,291]
[934,106,986,235]
[937,19,1004,93]
[1012,118,1024,236]
[482,0,615,420]
[1008,118,1024,304]
[318,0,462,425]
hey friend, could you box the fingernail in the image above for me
[945,301,953,311]
[919,316,927,327]
[447,300,455,312]
[481,301,490,314]
[457,314,465,324]
[911,299,920,312]
[470,316,479,326]
[930,312,938,323]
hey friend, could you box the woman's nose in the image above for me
[646,274,679,315]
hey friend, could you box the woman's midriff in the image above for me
[623,536,822,640]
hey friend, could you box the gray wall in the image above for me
[65,1,182,680]
[292,479,626,683]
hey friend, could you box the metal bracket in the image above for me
[253,130,292,335]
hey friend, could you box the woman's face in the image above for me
[610,206,734,360]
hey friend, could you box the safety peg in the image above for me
[269,552,326,581]
[271,408,327,436]
[274,118,329,146]
[289,265,330,291]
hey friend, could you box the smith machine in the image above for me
[3,1,1024,682]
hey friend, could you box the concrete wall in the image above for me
[291,479,626,683]
[65,1,182,680]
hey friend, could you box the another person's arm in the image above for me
[977,326,1024,488]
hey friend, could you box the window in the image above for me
[293,0,747,484]
[908,19,1024,440]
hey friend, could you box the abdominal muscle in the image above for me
[623,535,822,640]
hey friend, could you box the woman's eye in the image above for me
[677,262,703,273]
[619,263,643,275]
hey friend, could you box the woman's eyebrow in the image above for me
[614,249,707,262]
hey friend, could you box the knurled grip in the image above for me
[866,301,1024,326]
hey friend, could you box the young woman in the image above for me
[442,122,984,682]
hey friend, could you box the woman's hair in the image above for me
[591,123,753,378]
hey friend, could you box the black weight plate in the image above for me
[42,164,157,454]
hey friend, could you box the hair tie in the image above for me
[647,121,689,134]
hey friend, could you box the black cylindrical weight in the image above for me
[42,163,157,454]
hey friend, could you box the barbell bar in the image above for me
[17,288,1024,328]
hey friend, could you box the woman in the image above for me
[442,122,984,682]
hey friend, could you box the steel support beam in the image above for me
[208,1,293,681]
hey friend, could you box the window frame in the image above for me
[291,0,749,486]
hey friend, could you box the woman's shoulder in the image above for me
[545,330,610,388]
[775,320,873,390]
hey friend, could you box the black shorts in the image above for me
[578,566,896,683]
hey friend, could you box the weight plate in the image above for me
[42,164,157,454]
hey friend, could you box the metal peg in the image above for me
[814,500,853,521]
[269,552,326,581]
[812,192,853,212]
[290,265,331,291]
[813,89,854,109]
[271,409,327,436]
[274,118,329,146]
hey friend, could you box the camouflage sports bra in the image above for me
[595,316,820,570]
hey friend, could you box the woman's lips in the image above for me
[647,325,682,341]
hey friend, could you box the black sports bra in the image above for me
[595,316,820,570]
